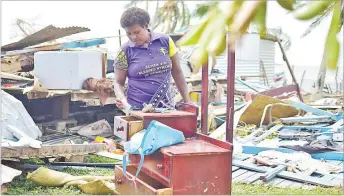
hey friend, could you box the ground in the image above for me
[3,155,344,195]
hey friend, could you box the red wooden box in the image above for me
[113,103,233,195]
[115,133,232,195]
[129,110,197,138]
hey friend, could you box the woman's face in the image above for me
[125,24,149,46]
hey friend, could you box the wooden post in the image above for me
[277,39,304,102]
[201,59,209,135]
[52,95,70,120]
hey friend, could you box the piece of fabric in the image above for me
[122,120,185,181]
[113,30,177,109]
[281,139,343,154]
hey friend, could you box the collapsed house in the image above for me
[1,25,343,193]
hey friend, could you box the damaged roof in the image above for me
[1,25,90,51]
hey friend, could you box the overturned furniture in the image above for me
[113,102,233,195]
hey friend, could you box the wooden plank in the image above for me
[275,179,294,188]
[266,178,284,186]
[289,182,303,188]
[289,100,342,121]
[234,153,253,161]
[233,159,339,187]
[260,165,287,182]
[242,172,261,184]
[1,143,106,158]
[232,166,240,172]
[232,169,249,179]
[253,179,264,185]
[233,171,257,183]
[278,171,340,187]
[280,116,332,123]
[242,146,344,161]
[330,177,344,187]
[253,125,283,143]
[301,184,315,190]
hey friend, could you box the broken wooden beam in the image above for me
[260,165,287,183]
[280,116,333,123]
[242,146,344,161]
[232,160,341,187]
[1,143,106,158]
[289,101,343,121]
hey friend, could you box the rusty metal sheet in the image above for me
[1,25,90,51]
[1,143,106,158]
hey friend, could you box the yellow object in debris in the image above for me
[189,92,201,105]
[27,167,74,187]
[240,95,299,126]
[112,149,124,155]
[27,167,114,187]
[64,180,88,186]
[79,179,120,195]
[94,136,104,143]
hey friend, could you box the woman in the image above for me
[113,7,190,111]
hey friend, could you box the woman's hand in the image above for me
[114,97,131,110]
[114,98,125,109]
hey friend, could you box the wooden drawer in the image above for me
[114,116,144,141]
[114,165,172,195]
[130,149,172,187]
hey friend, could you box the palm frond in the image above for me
[301,2,336,37]
[180,2,191,29]
[193,1,219,18]
[267,28,292,51]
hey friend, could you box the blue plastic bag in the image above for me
[122,120,185,180]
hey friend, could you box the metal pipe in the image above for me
[12,164,116,171]
[226,34,235,195]
[50,162,122,167]
[201,59,209,135]
[226,50,235,143]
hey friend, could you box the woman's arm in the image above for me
[113,68,127,100]
[113,68,131,109]
[171,53,191,103]
[113,48,131,109]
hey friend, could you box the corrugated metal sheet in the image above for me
[214,33,276,91]
[1,25,90,51]
[235,34,260,61]
[214,33,261,92]
[215,33,260,74]
[259,39,276,85]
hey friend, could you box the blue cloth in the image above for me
[122,120,185,180]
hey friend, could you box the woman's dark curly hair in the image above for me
[120,7,150,28]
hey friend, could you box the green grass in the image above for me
[84,154,120,163]
[233,182,344,195]
[21,158,45,165]
[5,167,343,195]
